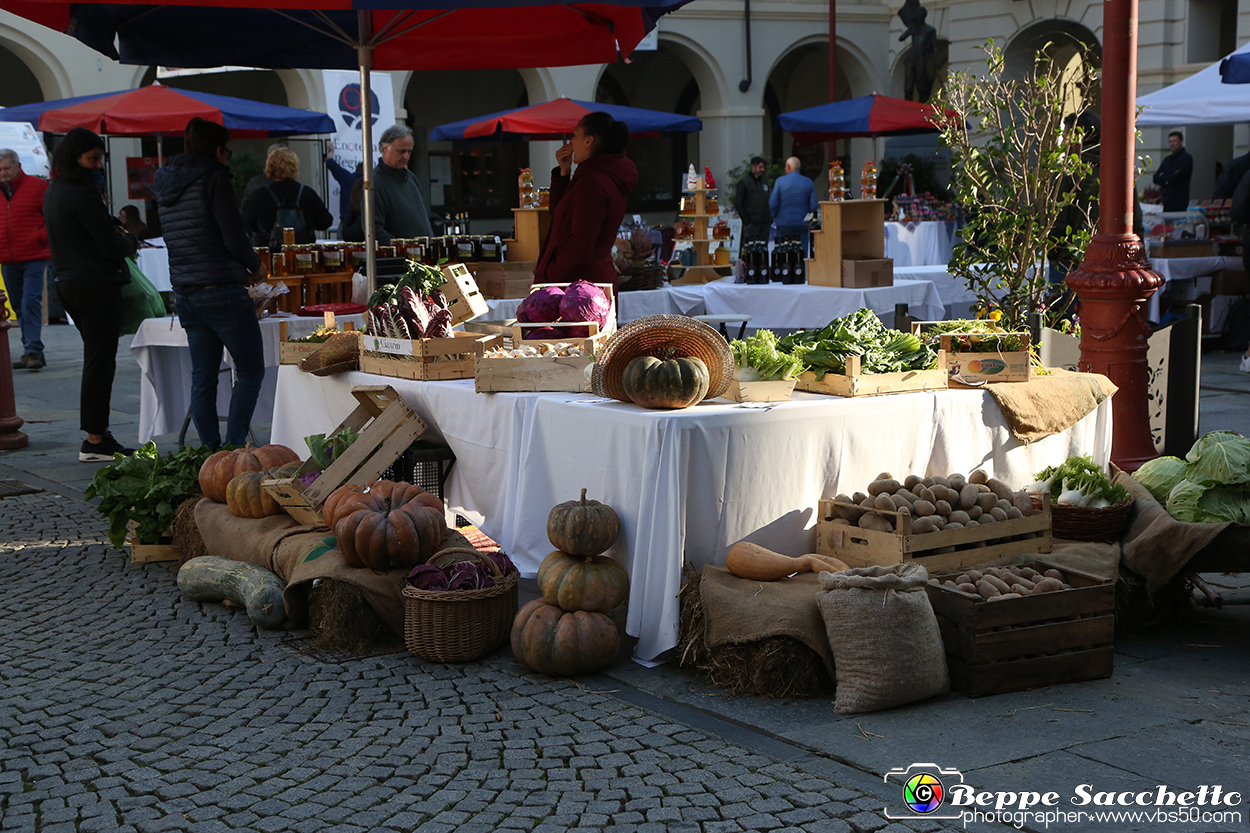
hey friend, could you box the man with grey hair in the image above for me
[0,148,50,370]
[346,124,432,243]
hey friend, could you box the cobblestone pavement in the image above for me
[1,492,990,833]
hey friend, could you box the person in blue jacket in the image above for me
[324,144,362,236]
[769,156,819,255]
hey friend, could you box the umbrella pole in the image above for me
[157,133,163,166]
[359,12,377,299]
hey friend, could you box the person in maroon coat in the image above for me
[0,149,51,370]
[535,112,638,291]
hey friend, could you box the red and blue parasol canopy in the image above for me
[778,94,959,144]
[430,97,701,141]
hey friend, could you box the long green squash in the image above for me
[177,556,287,629]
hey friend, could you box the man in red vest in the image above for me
[0,148,50,370]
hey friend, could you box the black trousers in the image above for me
[56,279,122,435]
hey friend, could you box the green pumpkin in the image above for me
[620,352,709,409]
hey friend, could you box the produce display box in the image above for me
[925,560,1115,697]
[840,257,894,288]
[128,521,178,564]
[359,331,499,381]
[795,350,949,397]
[909,323,1032,384]
[515,282,617,337]
[438,263,491,325]
[262,385,429,525]
[475,331,608,393]
[723,378,796,403]
[815,493,1052,573]
[278,312,356,366]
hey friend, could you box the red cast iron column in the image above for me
[1064,0,1163,472]
[0,290,30,450]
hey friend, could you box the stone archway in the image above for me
[0,30,72,104]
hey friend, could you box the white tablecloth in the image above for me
[130,313,364,443]
[700,276,945,330]
[135,239,170,292]
[884,220,959,267]
[271,366,1113,663]
[1147,256,1239,323]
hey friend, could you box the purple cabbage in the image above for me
[516,286,565,323]
[521,326,562,342]
[407,564,449,591]
[485,550,516,577]
[558,280,611,329]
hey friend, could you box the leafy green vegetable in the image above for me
[729,330,804,381]
[778,309,937,379]
[1165,479,1206,523]
[1182,431,1250,486]
[920,319,1028,353]
[85,443,215,547]
[1132,455,1187,504]
[367,260,446,308]
[1034,455,1131,505]
[304,427,360,470]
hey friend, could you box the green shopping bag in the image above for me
[118,257,167,335]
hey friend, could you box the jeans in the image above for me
[176,284,265,449]
[56,279,122,434]
[2,259,47,356]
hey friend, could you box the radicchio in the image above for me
[558,280,611,330]
[399,287,430,338]
[407,564,449,591]
[485,550,516,576]
[516,286,564,323]
[426,309,455,339]
[447,561,496,591]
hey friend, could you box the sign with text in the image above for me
[320,70,397,231]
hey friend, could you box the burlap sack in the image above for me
[817,563,949,714]
[986,369,1117,444]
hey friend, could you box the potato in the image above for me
[959,483,980,509]
[943,522,965,530]
[966,519,980,527]
[874,493,897,512]
[868,478,901,496]
[831,518,851,525]
[925,515,945,527]
[1018,567,1041,579]
[948,509,971,525]
[904,474,923,490]
[934,499,953,517]
[987,477,1014,501]
[969,469,989,485]
[976,579,1000,599]
[1032,577,1064,593]
[1010,583,1033,596]
[988,592,1023,601]
[943,579,959,589]
[976,483,991,493]
[976,492,998,512]
[965,569,984,582]
[859,495,877,508]
[1043,568,1064,580]
[955,574,971,585]
[912,499,936,517]
[949,473,966,490]
[896,505,911,516]
[978,512,997,524]
[929,577,941,586]
[1005,507,1024,520]
[1010,574,1037,590]
[983,574,1012,595]
[956,582,978,595]
[967,504,983,520]
[894,489,917,504]
[921,476,935,487]
[859,513,895,532]
[875,471,894,482]
[1014,491,1035,516]
[916,486,936,504]
[911,517,935,534]
[990,507,1009,522]
[931,475,951,488]
[852,491,869,504]
[996,499,1013,512]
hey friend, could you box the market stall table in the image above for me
[271,366,1112,663]
[1146,255,1240,323]
[130,313,364,443]
[884,220,960,267]
[700,276,944,331]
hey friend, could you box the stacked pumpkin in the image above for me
[199,444,302,519]
[511,489,629,676]
[322,480,447,571]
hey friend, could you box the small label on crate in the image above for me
[367,336,414,356]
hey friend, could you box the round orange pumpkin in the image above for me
[199,444,300,503]
[225,470,282,519]
[334,483,446,570]
[322,480,444,530]
[537,550,629,612]
[546,488,621,555]
[511,599,620,676]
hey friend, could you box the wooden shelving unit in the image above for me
[806,199,889,287]
[506,207,550,263]
[670,177,727,286]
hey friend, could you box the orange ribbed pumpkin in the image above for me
[510,599,620,676]
[536,550,629,612]
[333,481,446,570]
[322,480,445,530]
[199,444,300,503]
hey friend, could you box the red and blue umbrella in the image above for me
[777,94,958,144]
[430,97,701,141]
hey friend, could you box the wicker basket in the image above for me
[402,547,518,662]
[592,314,734,402]
[1034,497,1134,542]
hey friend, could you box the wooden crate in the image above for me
[511,321,601,343]
[472,262,535,299]
[359,331,498,381]
[475,331,606,393]
[278,312,356,366]
[815,494,1052,573]
[909,324,1032,384]
[925,560,1115,697]
[262,385,429,525]
[795,351,949,397]
[439,263,490,326]
[129,521,178,564]
[724,378,796,402]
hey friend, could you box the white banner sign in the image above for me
[320,70,397,231]
[0,122,50,177]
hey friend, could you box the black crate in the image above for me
[381,440,470,526]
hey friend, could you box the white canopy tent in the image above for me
[1137,41,1250,125]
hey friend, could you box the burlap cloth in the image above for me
[986,369,1118,443]
[193,499,480,635]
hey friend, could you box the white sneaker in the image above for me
[1240,355,1250,374]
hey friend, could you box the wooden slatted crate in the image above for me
[909,323,1032,384]
[475,331,607,393]
[795,351,949,397]
[278,312,356,366]
[439,263,491,326]
[358,331,498,381]
[128,521,178,564]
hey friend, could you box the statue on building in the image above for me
[898,0,939,102]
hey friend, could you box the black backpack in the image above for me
[267,183,307,250]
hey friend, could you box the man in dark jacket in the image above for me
[344,124,433,243]
[734,156,771,245]
[1153,131,1193,211]
[1213,150,1250,200]
[0,148,50,370]
[151,118,267,450]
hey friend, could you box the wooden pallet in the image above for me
[359,331,498,381]
[816,495,1052,573]
[925,561,1115,697]
[262,385,429,525]
[795,351,949,397]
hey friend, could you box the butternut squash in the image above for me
[725,542,850,581]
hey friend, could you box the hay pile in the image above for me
[307,579,400,654]
[677,568,833,699]
[1115,567,1195,633]
[171,497,209,566]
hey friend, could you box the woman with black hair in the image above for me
[43,127,139,461]
[534,112,638,291]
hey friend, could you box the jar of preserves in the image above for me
[289,244,316,275]
[255,247,271,276]
[282,227,296,248]
[478,236,502,262]
[347,244,367,271]
[680,196,696,216]
[268,247,288,277]
[674,219,694,240]
[537,186,550,208]
[456,235,477,262]
[712,219,731,240]
[320,243,345,273]
[707,195,719,215]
